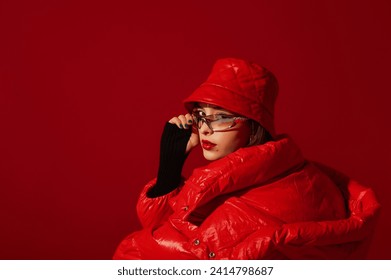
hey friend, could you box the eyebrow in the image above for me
[194,103,231,111]
[193,107,232,114]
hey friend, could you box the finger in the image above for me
[178,115,188,129]
[168,117,183,129]
[185,113,193,125]
[186,114,198,133]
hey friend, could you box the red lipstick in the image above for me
[201,140,216,150]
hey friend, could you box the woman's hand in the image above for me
[169,113,199,154]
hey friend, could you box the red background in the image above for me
[1,0,390,259]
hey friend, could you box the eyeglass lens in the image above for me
[195,116,236,131]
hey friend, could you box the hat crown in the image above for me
[184,58,278,136]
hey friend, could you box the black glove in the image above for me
[147,122,191,198]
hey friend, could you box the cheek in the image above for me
[233,125,251,147]
[217,129,250,153]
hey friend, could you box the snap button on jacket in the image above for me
[113,136,380,259]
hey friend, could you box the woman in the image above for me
[114,58,380,259]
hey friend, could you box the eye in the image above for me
[193,110,206,117]
[216,114,234,119]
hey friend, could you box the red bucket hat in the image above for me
[183,58,279,136]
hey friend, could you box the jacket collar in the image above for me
[176,135,305,212]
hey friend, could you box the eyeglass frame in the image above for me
[191,113,248,132]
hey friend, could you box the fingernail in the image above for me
[184,124,189,128]
[188,120,193,124]
[179,124,183,129]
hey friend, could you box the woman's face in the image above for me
[194,103,251,161]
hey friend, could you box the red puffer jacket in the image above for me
[113,136,380,259]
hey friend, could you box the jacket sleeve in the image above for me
[136,178,181,228]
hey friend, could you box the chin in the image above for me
[202,149,224,161]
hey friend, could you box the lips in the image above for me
[201,140,216,150]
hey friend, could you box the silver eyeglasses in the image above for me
[192,113,248,132]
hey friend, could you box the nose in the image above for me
[199,120,213,135]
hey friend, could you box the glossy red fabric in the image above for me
[183,58,278,136]
[113,136,380,259]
